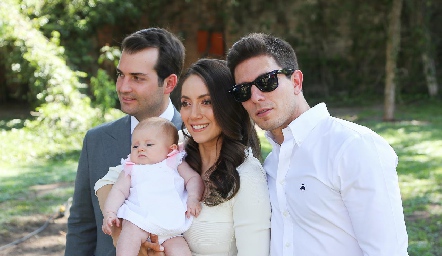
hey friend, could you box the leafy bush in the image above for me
[0,0,122,156]
[90,45,120,114]
[90,69,117,115]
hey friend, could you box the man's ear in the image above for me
[162,74,178,94]
[292,70,304,95]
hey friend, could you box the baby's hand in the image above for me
[186,196,202,218]
[102,211,120,235]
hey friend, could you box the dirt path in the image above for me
[0,104,68,255]
[0,212,68,256]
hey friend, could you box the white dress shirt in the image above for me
[130,99,175,134]
[265,103,408,256]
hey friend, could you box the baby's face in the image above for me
[130,126,171,165]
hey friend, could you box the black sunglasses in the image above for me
[228,69,295,102]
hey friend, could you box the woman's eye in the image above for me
[202,99,212,105]
[180,101,189,107]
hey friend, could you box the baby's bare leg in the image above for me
[117,219,149,256]
[162,236,191,256]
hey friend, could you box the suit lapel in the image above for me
[103,115,131,160]
[100,110,180,161]
[171,106,183,130]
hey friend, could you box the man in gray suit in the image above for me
[65,28,185,256]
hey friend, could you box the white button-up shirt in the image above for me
[265,103,408,256]
[130,99,175,134]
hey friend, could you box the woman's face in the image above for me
[180,74,222,146]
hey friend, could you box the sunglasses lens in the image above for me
[231,84,251,102]
[229,69,290,102]
[256,73,278,92]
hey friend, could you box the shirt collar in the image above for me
[265,102,330,146]
[130,99,175,134]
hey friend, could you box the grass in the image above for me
[0,116,81,237]
[0,99,441,255]
[260,99,442,255]
[333,100,442,256]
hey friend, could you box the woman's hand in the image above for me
[142,234,165,256]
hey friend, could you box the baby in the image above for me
[101,117,204,256]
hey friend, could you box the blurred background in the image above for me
[1,0,441,111]
[0,0,441,255]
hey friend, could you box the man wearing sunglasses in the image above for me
[226,33,408,256]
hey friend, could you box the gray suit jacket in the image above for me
[65,108,182,256]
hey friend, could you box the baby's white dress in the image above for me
[117,151,192,244]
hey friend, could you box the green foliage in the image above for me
[293,1,390,98]
[0,0,125,155]
[1,0,82,106]
[20,0,143,71]
[97,45,121,67]
[399,0,442,96]
[90,45,120,114]
[227,0,441,101]
[3,0,441,111]
[90,69,117,114]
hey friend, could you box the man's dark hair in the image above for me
[226,33,299,76]
[121,27,185,86]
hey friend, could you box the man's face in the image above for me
[116,48,166,121]
[234,55,299,135]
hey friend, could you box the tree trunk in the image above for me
[384,0,403,121]
[416,1,439,97]
[422,52,439,96]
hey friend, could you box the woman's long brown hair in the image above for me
[176,59,261,205]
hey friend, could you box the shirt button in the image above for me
[279,179,285,185]
[283,211,289,217]
[285,242,291,247]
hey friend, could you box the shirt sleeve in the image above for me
[233,156,271,256]
[337,132,408,255]
[93,165,123,194]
